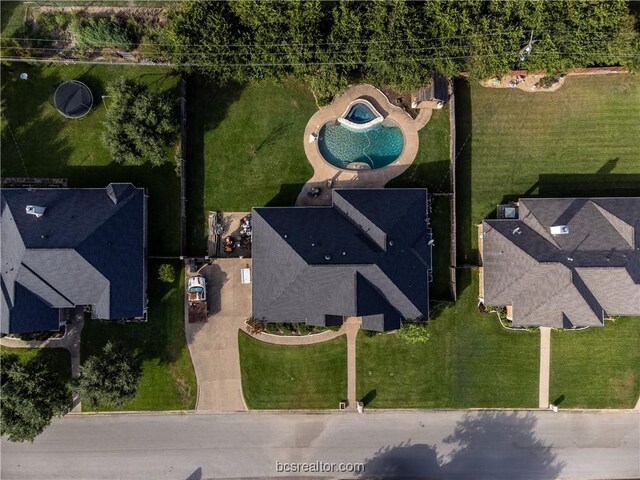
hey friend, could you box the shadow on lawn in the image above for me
[357,412,565,479]
[185,76,244,256]
[453,79,474,297]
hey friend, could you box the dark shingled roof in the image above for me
[252,189,432,331]
[481,198,640,328]
[1,184,147,334]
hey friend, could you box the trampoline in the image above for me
[54,80,93,118]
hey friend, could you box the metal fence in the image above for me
[448,81,458,301]
[179,77,187,259]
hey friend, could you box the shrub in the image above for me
[76,342,141,409]
[396,322,431,345]
[71,16,135,52]
[102,77,177,166]
[157,264,176,283]
[246,317,266,335]
[537,75,563,89]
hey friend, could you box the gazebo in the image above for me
[54,80,93,118]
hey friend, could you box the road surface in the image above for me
[2,410,638,479]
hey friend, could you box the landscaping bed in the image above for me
[80,262,196,411]
[264,323,339,336]
[356,270,540,408]
[550,317,640,409]
[238,331,347,409]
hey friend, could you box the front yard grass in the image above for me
[80,261,196,411]
[0,62,181,255]
[455,74,640,264]
[357,270,539,408]
[238,331,347,409]
[0,347,71,384]
[550,317,640,409]
[186,77,316,254]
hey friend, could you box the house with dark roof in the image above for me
[1,183,147,334]
[479,198,640,328]
[252,189,432,331]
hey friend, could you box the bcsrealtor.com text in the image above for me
[276,461,365,474]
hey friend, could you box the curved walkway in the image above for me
[298,84,421,206]
[0,307,84,411]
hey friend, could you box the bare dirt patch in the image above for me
[480,73,566,92]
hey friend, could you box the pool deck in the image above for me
[298,84,422,206]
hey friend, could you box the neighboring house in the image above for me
[1,183,147,334]
[479,198,640,328]
[252,189,433,331]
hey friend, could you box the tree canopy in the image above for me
[76,342,142,409]
[102,77,177,166]
[165,0,638,101]
[0,353,71,443]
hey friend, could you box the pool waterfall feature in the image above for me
[318,99,404,170]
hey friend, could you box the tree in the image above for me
[77,342,142,409]
[396,322,431,345]
[158,263,176,283]
[102,77,177,167]
[0,353,71,442]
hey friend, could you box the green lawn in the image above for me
[456,74,640,264]
[550,318,640,409]
[357,270,540,408]
[186,77,316,254]
[0,2,26,39]
[80,261,196,411]
[1,62,181,255]
[0,347,71,384]
[387,107,451,300]
[238,331,347,409]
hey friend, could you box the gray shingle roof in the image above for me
[252,189,432,331]
[482,198,640,327]
[1,184,147,334]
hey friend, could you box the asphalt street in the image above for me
[2,410,639,480]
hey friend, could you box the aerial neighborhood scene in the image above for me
[1,1,639,479]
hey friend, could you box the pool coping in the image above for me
[299,84,420,206]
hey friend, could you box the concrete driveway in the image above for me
[185,258,252,411]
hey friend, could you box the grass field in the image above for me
[357,270,540,408]
[238,331,347,409]
[387,107,451,300]
[80,262,196,411]
[0,347,71,384]
[549,318,640,409]
[455,74,640,264]
[1,62,181,255]
[186,77,316,254]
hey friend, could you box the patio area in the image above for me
[298,84,422,206]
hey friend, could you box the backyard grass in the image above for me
[549,317,640,409]
[387,106,451,300]
[238,331,347,409]
[455,74,640,264]
[0,62,181,255]
[80,261,196,411]
[186,77,317,254]
[0,2,26,39]
[357,270,540,408]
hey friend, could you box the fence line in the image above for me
[448,80,458,302]
[179,77,187,259]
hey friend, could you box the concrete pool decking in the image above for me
[298,84,422,206]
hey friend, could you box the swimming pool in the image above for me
[345,103,378,124]
[318,120,404,170]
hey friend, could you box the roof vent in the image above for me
[550,225,569,236]
[325,254,332,261]
[26,205,46,218]
[389,240,394,247]
[512,227,521,235]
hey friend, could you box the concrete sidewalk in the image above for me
[539,327,551,409]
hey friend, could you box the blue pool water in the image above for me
[318,121,404,169]
[345,103,378,124]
